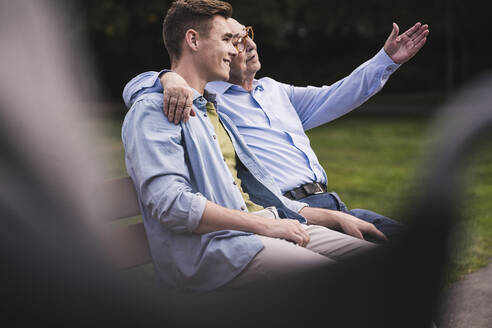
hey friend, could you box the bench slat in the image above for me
[96,176,140,220]
[95,176,153,269]
[107,222,152,269]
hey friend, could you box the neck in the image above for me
[231,73,255,92]
[241,77,255,92]
[172,57,207,94]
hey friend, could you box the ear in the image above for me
[184,29,199,52]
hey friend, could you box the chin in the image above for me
[218,72,229,82]
[248,62,261,73]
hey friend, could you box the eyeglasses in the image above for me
[233,26,254,53]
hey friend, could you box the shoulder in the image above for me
[124,93,182,134]
[258,76,291,90]
[258,76,279,85]
[132,92,164,110]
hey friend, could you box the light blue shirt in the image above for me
[122,90,306,292]
[123,48,400,193]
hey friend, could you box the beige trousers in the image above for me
[221,207,376,290]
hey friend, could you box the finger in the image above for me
[344,225,364,240]
[287,233,302,246]
[415,36,427,50]
[163,93,170,116]
[189,95,196,117]
[182,95,189,122]
[168,96,178,122]
[351,229,364,240]
[404,22,421,38]
[294,231,309,247]
[186,96,195,117]
[292,222,309,246]
[365,226,388,242]
[389,22,399,41]
[298,228,310,247]
[412,29,428,48]
[183,95,193,122]
[176,95,188,121]
[174,107,183,124]
[411,24,428,41]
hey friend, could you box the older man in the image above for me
[123,17,429,241]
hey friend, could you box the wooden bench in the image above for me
[97,176,152,269]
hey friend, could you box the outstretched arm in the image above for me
[384,22,429,64]
[287,21,429,130]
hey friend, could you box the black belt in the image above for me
[283,182,327,200]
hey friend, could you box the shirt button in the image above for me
[213,135,217,139]
[204,113,207,117]
[233,181,237,185]
[241,206,246,211]
[223,158,226,162]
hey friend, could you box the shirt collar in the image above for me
[192,88,217,111]
[208,79,264,94]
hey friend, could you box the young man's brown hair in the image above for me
[163,0,233,64]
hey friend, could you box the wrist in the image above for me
[250,215,273,235]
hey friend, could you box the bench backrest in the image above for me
[97,176,152,269]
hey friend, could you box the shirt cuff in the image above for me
[283,196,308,214]
[186,193,207,232]
[158,69,173,78]
[370,47,400,84]
[375,47,401,72]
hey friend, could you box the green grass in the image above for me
[102,114,492,284]
[306,116,492,283]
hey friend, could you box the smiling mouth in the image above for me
[246,55,256,62]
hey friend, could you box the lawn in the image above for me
[102,114,492,284]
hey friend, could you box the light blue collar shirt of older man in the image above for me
[123,48,400,194]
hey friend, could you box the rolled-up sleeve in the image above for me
[285,48,401,131]
[281,195,308,214]
[122,95,206,233]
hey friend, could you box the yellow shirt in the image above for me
[206,101,264,212]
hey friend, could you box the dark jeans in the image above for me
[300,192,406,242]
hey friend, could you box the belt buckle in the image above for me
[312,183,324,194]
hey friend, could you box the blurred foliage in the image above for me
[77,0,492,102]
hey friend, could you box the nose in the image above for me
[245,37,256,52]
[228,42,238,57]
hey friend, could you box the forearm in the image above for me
[291,48,400,130]
[298,206,341,228]
[194,201,269,234]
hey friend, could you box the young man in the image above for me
[123,17,429,240]
[122,0,378,293]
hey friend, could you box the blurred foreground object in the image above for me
[0,0,490,327]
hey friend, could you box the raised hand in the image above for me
[384,22,429,64]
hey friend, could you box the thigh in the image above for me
[303,224,376,260]
[222,235,334,290]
